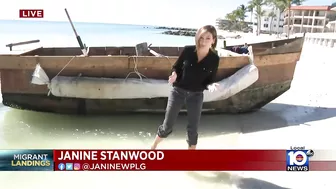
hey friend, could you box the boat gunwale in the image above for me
[0,51,302,72]
[2,36,305,57]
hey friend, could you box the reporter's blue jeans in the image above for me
[157,86,204,146]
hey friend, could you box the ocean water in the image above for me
[0,20,285,55]
[0,20,195,53]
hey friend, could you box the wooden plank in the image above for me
[0,56,130,70]
[0,52,301,72]
[0,61,297,94]
[256,37,305,55]
[253,52,301,66]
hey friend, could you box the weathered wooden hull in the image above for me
[2,80,291,114]
[0,37,304,114]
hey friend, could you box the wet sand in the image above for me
[0,42,335,188]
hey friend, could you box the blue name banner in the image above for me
[0,149,54,171]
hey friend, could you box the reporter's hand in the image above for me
[208,83,219,92]
[168,72,177,84]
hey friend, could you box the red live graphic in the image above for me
[19,9,44,18]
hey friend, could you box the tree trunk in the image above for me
[251,10,253,22]
[287,3,291,38]
[277,9,281,37]
[257,16,259,35]
[258,16,261,35]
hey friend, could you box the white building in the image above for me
[283,5,336,33]
[259,9,285,34]
[251,8,285,34]
[329,6,336,32]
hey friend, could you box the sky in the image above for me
[0,0,335,28]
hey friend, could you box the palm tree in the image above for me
[224,12,240,31]
[268,11,277,34]
[286,0,305,37]
[267,0,305,37]
[219,5,249,31]
[235,4,248,30]
[239,4,248,21]
[247,4,254,23]
[248,0,267,35]
[256,6,266,35]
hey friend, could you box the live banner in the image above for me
[0,149,335,171]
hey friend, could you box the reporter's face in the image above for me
[198,32,214,49]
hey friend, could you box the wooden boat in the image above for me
[224,36,303,55]
[0,36,305,115]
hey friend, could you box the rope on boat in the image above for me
[43,44,175,92]
[124,56,148,82]
[54,56,76,78]
[147,46,173,64]
[46,56,76,96]
[123,42,179,83]
[123,48,174,83]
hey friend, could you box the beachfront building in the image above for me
[257,8,285,34]
[328,6,336,32]
[283,4,336,34]
[326,20,336,32]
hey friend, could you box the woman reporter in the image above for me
[151,25,220,150]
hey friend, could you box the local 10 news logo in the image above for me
[286,148,314,171]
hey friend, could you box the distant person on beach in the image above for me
[151,25,220,150]
[240,43,249,54]
[227,43,249,54]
